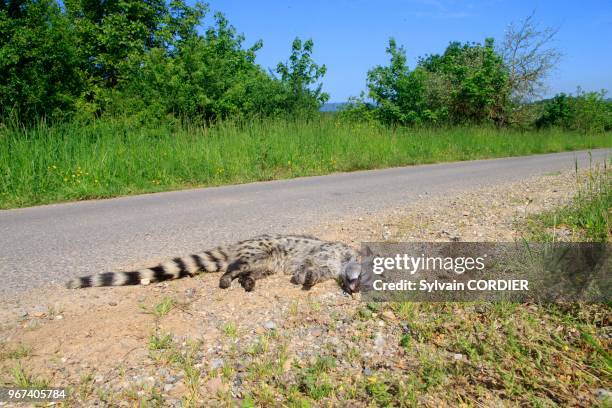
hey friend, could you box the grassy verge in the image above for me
[525,162,611,242]
[0,117,610,209]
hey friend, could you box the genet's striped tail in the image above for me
[66,248,229,289]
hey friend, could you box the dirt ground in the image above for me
[0,169,609,407]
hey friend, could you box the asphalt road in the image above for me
[1,149,609,295]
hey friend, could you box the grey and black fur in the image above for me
[66,234,368,293]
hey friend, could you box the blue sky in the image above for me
[199,0,611,102]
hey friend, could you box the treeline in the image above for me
[1,1,610,131]
[0,0,327,123]
[340,35,611,132]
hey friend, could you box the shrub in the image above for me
[536,90,612,132]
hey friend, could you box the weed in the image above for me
[148,332,173,351]
[366,377,394,406]
[2,118,608,209]
[12,363,49,388]
[298,355,337,401]
[221,322,238,339]
[0,344,31,360]
[525,164,610,242]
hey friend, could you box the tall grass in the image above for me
[529,162,611,242]
[0,117,610,209]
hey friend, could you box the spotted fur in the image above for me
[66,234,366,292]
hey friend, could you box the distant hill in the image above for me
[320,102,348,112]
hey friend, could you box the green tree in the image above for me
[367,38,420,124]
[537,90,611,132]
[419,38,510,124]
[1,1,329,124]
[366,37,510,125]
[0,0,83,121]
[113,11,289,122]
[64,0,169,87]
[276,38,329,115]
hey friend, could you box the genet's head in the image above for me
[341,260,363,293]
[340,246,377,293]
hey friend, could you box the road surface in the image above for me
[0,149,609,295]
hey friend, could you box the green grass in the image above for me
[0,117,610,209]
[148,331,173,351]
[139,297,176,320]
[526,163,611,242]
[11,363,49,388]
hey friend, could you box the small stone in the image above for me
[163,383,174,393]
[109,302,118,306]
[453,353,464,360]
[311,328,322,337]
[594,388,611,400]
[55,315,64,320]
[263,321,276,330]
[374,332,385,348]
[205,377,228,395]
[167,399,180,407]
[474,305,486,313]
[141,279,151,286]
[210,358,224,369]
[94,375,104,383]
[363,367,373,376]
[462,212,470,217]
[283,357,293,372]
[382,310,396,321]
[170,381,186,395]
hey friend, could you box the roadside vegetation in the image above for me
[1,2,611,209]
[1,119,609,209]
[525,161,611,242]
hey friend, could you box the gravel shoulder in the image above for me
[0,169,609,407]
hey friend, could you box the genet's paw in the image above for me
[291,270,307,285]
[301,270,319,290]
[239,275,256,292]
[219,274,232,289]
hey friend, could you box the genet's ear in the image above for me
[359,245,373,260]
[358,246,374,263]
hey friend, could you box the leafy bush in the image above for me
[335,95,378,123]
[0,0,83,122]
[365,37,510,126]
[0,0,328,124]
[536,90,612,132]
